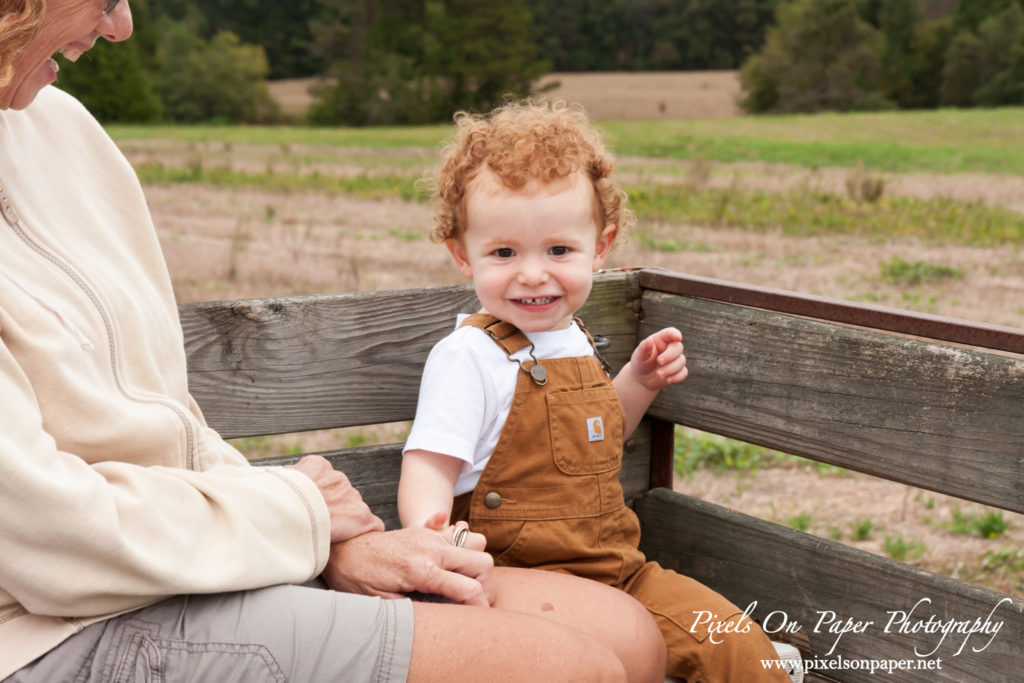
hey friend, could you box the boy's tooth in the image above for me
[48,57,60,73]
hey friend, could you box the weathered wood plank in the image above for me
[638,269,1024,355]
[181,272,642,438]
[254,419,654,530]
[641,293,1024,514]
[636,488,1024,683]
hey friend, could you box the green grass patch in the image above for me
[673,429,842,477]
[110,107,1024,175]
[881,256,964,285]
[108,123,449,149]
[134,162,424,201]
[883,534,926,562]
[131,155,1024,247]
[632,233,715,253]
[605,107,1024,175]
[948,505,1011,539]
[787,512,813,532]
[674,431,786,476]
[853,519,875,541]
[981,548,1024,593]
[627,185,1024,246]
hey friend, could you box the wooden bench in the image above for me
[180,267,1023,683]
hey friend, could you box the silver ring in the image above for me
[452,526,469,548]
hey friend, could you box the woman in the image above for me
[0,2,666,681]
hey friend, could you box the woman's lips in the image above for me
[60,44,88,62]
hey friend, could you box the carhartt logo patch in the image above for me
[587,416,605,442]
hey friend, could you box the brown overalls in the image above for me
[451,315,788,682]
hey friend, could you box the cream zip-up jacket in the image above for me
[0,87,331,677]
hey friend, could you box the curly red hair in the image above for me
[0,0,45,88]
[426,99,634,244]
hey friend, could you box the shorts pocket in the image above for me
[114,631,287,683]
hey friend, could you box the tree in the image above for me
[740,0,887,113]
[940,28,983,106]
[940,1,1024,106]
[148,0,330,78]
[972,3,1024,105]
[55,0,162,123]
[55,38,163,123]
[157,22,279,123]
[872,0,922,106]
[950,0,1018,35]
[309,0,548,126]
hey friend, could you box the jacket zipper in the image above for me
[0,181,198,469]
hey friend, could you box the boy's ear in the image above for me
[445,237,474,279]
[592,224,618,271]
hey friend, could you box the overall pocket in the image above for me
[547,386,624,475]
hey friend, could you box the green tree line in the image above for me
[58,0,781,124]
[55,0,1023,125]
[741,0,1024,112]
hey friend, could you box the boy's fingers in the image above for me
[658,327,682,343]
[657,342,684,364]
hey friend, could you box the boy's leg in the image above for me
[622,562,790,682]
[8,583,413,683]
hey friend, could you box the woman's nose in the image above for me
[98,1,134,43]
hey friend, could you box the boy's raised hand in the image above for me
[630,327,688,391]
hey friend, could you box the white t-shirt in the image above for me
[404,315,595,495]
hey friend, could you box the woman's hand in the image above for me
[322,526,496,606]
[289,455,384,543]
[422,510,487,552]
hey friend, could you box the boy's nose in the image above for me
[516,258,549,286]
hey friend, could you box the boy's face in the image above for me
[447,169,616,333]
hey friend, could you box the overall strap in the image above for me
[459,313,532,356]
[459,313,547,385]
[573,317,614,375]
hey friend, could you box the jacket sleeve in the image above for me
[0,338,331,618]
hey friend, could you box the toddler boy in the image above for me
[398,99,787,681]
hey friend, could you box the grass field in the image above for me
[117,75,1024,597]
[110,105,1024,175]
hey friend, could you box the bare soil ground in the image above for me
[267,71,743,122]
[145,72,1023,596]
[534,71,742,120]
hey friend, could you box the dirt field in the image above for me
[137,72,1024,596]
[267,71,743,122]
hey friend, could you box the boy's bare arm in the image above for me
[399,449,464,528]
[612,327,688,438]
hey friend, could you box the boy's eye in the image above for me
[549,246,570,256]
[494,247,514,258]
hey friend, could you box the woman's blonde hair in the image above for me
[0,0,45,88]
[426,99,634,243]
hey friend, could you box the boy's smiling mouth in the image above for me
[513,296,559,305]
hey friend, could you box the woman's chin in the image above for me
[3,62,56,110]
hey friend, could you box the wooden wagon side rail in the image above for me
[179,272,643,439]
[632,268,1024,682]
[180,266,1024,682]
[639,270,1024,515]
[637,490,1024,683]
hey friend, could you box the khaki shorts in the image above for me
[6,582,413,683]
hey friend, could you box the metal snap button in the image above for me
[484,491,502,509]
